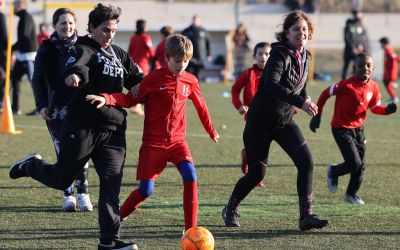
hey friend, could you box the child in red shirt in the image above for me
[154,26,174,69]
[231,42,271,186]
[87,34,219,230]
[379,37,399,103]
[310,53,397,205]
[128,19,155,115]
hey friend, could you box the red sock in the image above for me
[120,189,146,219]
[183,181,198,230]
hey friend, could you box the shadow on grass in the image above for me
[0,227,98,242]
[0,205,70,213]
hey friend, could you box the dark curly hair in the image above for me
[87,3,121,33]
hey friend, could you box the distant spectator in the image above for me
[154,25,174,69]
[182,15,212,79]
[232,23,250,79]
[37,23,50,46]
[11,0,38,115]
[379,37,399,103]
[342,9,369,80]
[285,0,316,13]
[0,0,7,112]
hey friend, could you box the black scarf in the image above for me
[50,30,78,53]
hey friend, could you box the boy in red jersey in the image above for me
[86,34,219,230]
[310,53,397,205]
[379,37,399,104]
[231,42,271,187]
[154,26,174,69]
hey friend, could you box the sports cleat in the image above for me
[98,239,138,250]
[326,164,338,193]
[222,206,240,227]
[344,194,365,205]
[9,153,42,179]
[63,195,77,212]
[299,214,329,231]
[257,181,265,187]
[78,193,93,212]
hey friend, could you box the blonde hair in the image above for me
[165,34,193,61]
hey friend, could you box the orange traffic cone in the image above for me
[0,95,22,134]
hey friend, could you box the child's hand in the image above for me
[65,74,80,87]
[130,84,140,98]
[302,97,318,116]
[86,94,106,109]
[238,105,249,115]
[40,107,51,121]
[212,134,219,143]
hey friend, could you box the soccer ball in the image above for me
[181,226,215,250]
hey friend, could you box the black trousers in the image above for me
[230,120,314,202]
[46,106,89,195]
[331,126,366,196]
[10,60,34,112]
[26,125,126,242]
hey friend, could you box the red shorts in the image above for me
[136,140,193,181]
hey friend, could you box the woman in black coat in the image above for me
[32,8,93,212]
[222,10,330,231]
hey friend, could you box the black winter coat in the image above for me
[248,41,310,129]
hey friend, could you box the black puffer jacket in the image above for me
[32,38,78,112]
[248,41,310,129]
[64,35,145,132]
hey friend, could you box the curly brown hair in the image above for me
[275,10,314,42]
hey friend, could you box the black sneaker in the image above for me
[26,109,40,116]
[9,153,42,179]
[222,206,240,227]
[98,239,138,250]
[299,214,329,231]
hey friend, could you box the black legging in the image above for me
[229,121,314,203]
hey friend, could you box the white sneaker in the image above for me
[327,164,338,193]
[77,193,93,212]
[63,195,77,212]
[345,194,365,205]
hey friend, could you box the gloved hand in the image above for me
[385,103,397,114]
[309,115,321,133]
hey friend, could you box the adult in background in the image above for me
[222,10,329,231]
[232,23,250,79]
[11,0,37,115]
[342,9,369,80]
[182,15,211,79]
[9,4,144,249]
[0,0,7,112]
[32,8,93,212]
